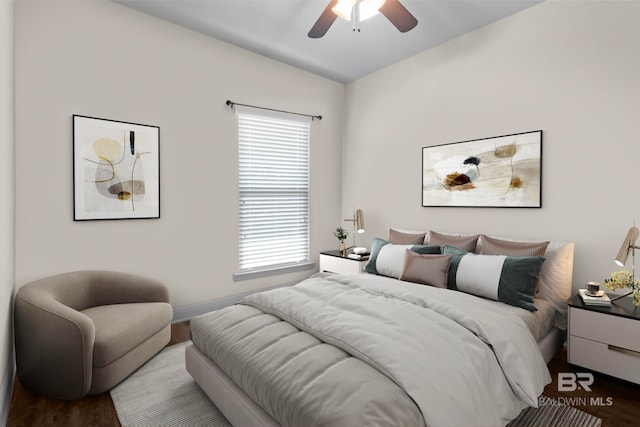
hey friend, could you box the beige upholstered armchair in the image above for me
[14,270,173,399]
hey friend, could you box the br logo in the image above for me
[558,372,594,392]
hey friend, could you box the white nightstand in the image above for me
[319,250,369,274]
[568,295,640,385]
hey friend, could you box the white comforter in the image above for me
[241,273,551,427]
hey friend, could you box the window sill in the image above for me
[233,261,316,282]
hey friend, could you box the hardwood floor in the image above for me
[7,322,191,427]
[544,346,640,427]
[7,323,639,426]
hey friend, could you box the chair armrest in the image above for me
[14,288,95,399]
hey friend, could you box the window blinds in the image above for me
[237,108,311,271]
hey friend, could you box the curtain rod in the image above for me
[226,100,322,121]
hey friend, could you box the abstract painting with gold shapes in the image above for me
[422,130,542,208]
[73,115,160,220]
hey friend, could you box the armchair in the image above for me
[14,270,173,399]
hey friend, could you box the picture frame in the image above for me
[422,130,542,208]
[73,115,160,220]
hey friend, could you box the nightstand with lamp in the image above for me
[320,208,369,274]
[568,224,640,385]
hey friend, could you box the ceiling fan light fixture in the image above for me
[332,0,355,21]
[359,0,386,21]
[309,0,416,38]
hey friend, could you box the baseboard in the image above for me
[172,282,294,323]
[0,350,15,426]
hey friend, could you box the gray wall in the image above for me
[342,0,640,295]
[0,0,14,422]
[14,0,345,310]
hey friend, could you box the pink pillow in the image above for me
[428,230,479,252]
[480,234,549,256]
[479,235,550,294]
[399,250,452,288]
[388,228,426,245]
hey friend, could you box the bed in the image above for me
[186,231,575,427]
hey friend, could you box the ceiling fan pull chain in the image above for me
[353,0,361,32]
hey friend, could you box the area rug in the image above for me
[110,342,231,427]
[507,402,602,427]
[111,342,602,427]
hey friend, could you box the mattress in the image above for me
[190,273,552,427]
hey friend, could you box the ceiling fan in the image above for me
[308,0,418,38]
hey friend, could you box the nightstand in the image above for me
[568,294,640,385]
[319,250,369,274]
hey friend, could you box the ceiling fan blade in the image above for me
[379,0,418,33]
[308,0,340,38]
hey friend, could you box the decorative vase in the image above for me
[339,241,346,255]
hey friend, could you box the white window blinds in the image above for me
[236,107,311,272]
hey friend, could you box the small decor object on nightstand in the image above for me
[604,270,640,307]
[334,227,349,255]
[348,247,370,260]
[578,288,611,306]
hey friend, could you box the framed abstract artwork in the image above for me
[422,130,542,208]
[73,115,160,220]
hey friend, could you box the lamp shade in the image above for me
[359,0,386,20]
[615,226,639,266]
[332,0,385,21]
[332,0,355,20]
[355,209,365,233]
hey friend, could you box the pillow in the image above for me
[399,250,452,288]
[442,245,545,312]
[479,235,550,294]
[364,237,441,278]
[388,228,427,245]
[429,230,479,252]
[480,234,550,256]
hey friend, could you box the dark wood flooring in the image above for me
[7,322,191,427]
[7,322,639,426]
[544,346,640,427]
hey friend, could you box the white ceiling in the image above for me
[115,0,543,83]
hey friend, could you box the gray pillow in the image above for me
[442,245,544,312]
[364,237,440,278]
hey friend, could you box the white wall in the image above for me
[0,0,14,422]
[14,0,344,310]
[343,0,640,294]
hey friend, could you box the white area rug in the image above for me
[110,342,231,427]
[112,341,602,427]
[508,402,602,427]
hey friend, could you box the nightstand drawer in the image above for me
[570,335,640,385]
[319,254,366,274]
[570,308,640,353]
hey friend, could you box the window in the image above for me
[234,107,312,279]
